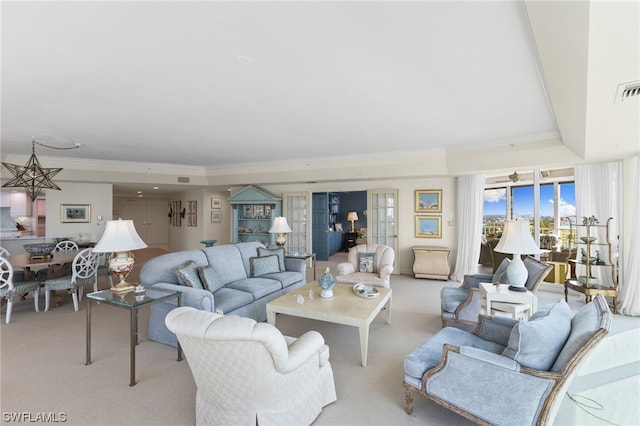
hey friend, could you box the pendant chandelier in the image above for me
[2,138,80,202]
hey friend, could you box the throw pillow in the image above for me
[250,255,280,277]
[198,265,225,293]
[257,247,285,272]
[502,299,572,370]
[358,252,377,273]
[175,260,205,289]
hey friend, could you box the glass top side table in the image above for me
[85,287,183,386]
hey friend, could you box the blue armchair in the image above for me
[441,257,551,331]
[404,295,611,425]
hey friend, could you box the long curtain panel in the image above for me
[574,161,622,299]
[451,174,485,282]
[620,156,640,316]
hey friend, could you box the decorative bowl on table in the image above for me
[579,236,597,243]
[352,283,379,299]
[23,242,56,256]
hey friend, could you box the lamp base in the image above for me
[508,285,527,292]
[110,284,134,293]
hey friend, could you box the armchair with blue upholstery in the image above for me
[404,294,612,425]
[440,257,552,331]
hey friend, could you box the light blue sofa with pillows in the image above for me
[140,241,307,347]
[404,294,612,425]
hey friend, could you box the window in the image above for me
[483,169,576,250]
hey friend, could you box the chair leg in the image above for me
[404,385,415,415]
[5,298,13,324]
[72,291,79,312]
[45,289,51,311]
[33,289,40,313]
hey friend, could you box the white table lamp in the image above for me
[494,219,541,292]
[269,217,292,249]
[93,219,148,292]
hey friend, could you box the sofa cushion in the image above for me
[201,244,249,284]
[198,265,225,293]
[211,287,255,314]
[250,255,280,277]
[404,327,506,379]
[175,261,205,289]
[226,278,283,300]
[262,271,302,288]
[358,252,377,273]
[502,299,571,370]
[257,247,285,272]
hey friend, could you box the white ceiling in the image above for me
[1,1,638,194]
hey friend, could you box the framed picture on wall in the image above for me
[211,198,221,209]
[61,204,91,223]
[415,215,442,238]
[211,211,222,223]
[415,189,442,213]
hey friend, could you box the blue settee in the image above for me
[140,241,307,347]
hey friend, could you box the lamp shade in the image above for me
[494,220,541,255]
[347,212,359,222]
[93,219,148,253]
[269,217,292,234]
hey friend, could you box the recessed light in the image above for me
[153,187,159,190]
[137,191,142,194]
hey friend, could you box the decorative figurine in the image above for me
[319,267,336,298]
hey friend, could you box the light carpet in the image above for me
[1,249,638,425]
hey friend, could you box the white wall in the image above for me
[259,176,457,275]
[167,188,232,252]
[44,182,112,243]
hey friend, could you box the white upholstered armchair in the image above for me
[165,307,337,426]
[336,244,395,288]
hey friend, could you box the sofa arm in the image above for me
[278,330,326,374]
[454,288,481,322]
[379,264,393,280]
[284,257,306,276]
[151,283,215,312]
[337,262,355,276]
[461,274,492,289]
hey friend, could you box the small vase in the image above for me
[319,267,335,298]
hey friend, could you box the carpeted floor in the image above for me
[1,248,638,425]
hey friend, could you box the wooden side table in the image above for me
[411,246,450,280]
[479,282,537,320]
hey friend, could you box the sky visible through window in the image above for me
[484,183,576,218]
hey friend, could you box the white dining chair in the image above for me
[0,256,40,323]
[44,248,98,312]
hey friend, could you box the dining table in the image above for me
[8,250,79,306]
[8,250,78,280]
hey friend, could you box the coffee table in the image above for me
[266,282,392,367]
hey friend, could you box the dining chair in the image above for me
[44,248,99,312]
[36,241,81,281]
[0,246,25,281]
[54,240,79,252]
[95,252,113,290]
[0,256,40,324]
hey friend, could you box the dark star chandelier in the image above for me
[2,138,80,202]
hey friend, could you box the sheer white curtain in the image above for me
[620,156,640,316]
[451,174,485,282]
[574,161,622,298]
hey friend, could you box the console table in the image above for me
[411,246,450,280]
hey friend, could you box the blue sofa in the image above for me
[139,241,307,347]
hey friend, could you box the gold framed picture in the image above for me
[415,215,442,238]
[415,189,442,213]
